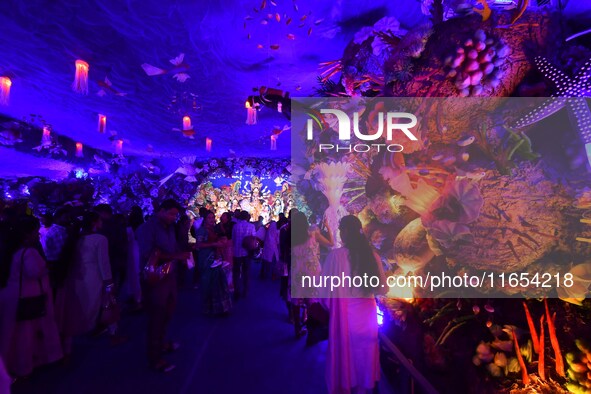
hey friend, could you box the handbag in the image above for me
[242,236,263,258]
[16,248,48,322]
[98,283,120,327]
[143,249,173,285]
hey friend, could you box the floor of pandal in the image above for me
[11,264,396,394]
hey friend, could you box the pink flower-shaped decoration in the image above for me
[427,220,473,249]
[426,178,483,224]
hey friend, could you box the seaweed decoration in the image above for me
[511,0,530,24]
[473,0,492,22]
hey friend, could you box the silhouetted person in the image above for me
[136,200,189,372]
[95,204,128,292]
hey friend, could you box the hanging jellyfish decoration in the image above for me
[73,60,90,94]
[41,126,52,147]
[115,139,123,156]
[75,142,84,158]
[0,76,12,106]
[182,116,191,130]
[245,86,291,123]
[206,138,212,152]
[98,114,107,133]
[270,135,277,150]
[245,99,258,125]
[181,115,195,138]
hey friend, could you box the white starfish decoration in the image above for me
[513,56,591,165]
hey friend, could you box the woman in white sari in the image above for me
[321,215,387,394]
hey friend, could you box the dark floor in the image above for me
[11,265,395,394]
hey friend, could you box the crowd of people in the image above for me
[0,198,387,394]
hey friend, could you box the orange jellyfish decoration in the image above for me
[271,135,277,150]
[115,139,123,156]
[182,116,191,130]
[245,101,257,125]
[98,114,107,133]
[0,76,11,106]
[75,142,83,158]
[206,138,212,152]
[73,60,89,94]
[42,126,51,146]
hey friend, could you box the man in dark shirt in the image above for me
[136,199,190,372]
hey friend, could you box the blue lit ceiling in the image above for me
[0,0,424,161]
[0,0,589,178]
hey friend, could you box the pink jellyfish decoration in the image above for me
[246,100,257,125]
[0,76,11,105]
[98,114,107,133]
[73,60,89,94]
[75,142,83,157]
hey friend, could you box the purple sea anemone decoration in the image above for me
[426,178,484,225]
[427,220,473,249]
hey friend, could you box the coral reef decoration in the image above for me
[444,29,508,97]
[512,57,591,165]
[0,76,12,106]
[443,165,570,275]
[72,60,89,95]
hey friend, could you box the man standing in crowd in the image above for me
[136,199,190,373]
[232,211,255,299]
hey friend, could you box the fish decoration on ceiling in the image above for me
[160,156,201,185]
[97,77,127,97]
[172,127,195,139]
[512,56,591,166]
[167,91,200,116]
[271,124,290,137]
[141,160,161,175]
[244,0,321,50]
[141,53,190,83]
